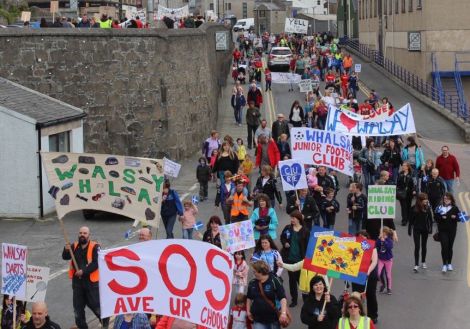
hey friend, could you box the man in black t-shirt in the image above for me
[247,261,288,327]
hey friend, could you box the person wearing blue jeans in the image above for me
[160,182,183,239]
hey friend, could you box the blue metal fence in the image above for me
[341,38,468,122]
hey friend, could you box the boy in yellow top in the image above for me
[236,138,247,164]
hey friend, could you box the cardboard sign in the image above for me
[219,220,255,253]
[1,243,28,298]
[326,103,416,136]
[50,1,59,13]
[271,72,302,84]
[291,128,354,176]
[21,11,31,22]
[298,79,312,93]
[285,18,308,34]
[367,185,396,219]
[163,157,181,178]
[156,4,189,19]
[17,265,50,302]
[354,64,362,73]
[41,152,164,228]
[98,240,233,329]
[303,227,375,285]
[278,159,308,191]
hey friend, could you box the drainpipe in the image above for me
[37,125,44,218]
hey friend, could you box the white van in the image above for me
[233,18,254,32]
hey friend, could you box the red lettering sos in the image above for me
[104,244,232,312]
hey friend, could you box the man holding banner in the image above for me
[62,227,109,329]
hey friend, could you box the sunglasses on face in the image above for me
[348,305,359,309]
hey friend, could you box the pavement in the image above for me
[1,50,470,329]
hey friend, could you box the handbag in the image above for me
[433,232,440,242]
[258,281,292,327]
[396,188,407,201]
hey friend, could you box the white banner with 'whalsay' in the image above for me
[291,128,354,176]
[326,103,416,136]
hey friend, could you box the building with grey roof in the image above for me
[0,77,86,218]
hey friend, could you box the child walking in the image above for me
[236,138,247,165]
[179,200,198,239]
[196,157,211,201]
[228,293,252,329]
[377,226,394,295]
[233,251,248,294]
[320,188,340,228]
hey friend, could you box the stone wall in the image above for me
[0,25,232,159]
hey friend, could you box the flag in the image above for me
[193,221,204,231]
[251,254,261,262]
[436,205,446,215]
[458,211,469,223]
[192,195,199,205]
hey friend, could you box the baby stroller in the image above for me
[237,66,247,84]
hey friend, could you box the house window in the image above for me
[374,0,378,17]
[417,0,422,9]
[395,0,398,14]
[259,10,266,18]
[225,2,231,10]
[243,2,248,18]
[402,0,406,13]
[408,0,413,11]
[49,131,70,152]
[389,0,392,14]
[209,3,214,10]
[317,0,321,5]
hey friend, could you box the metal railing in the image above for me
[454,53,470,119]
[340,38,469,122]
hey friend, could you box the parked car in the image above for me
[268,47,293,71]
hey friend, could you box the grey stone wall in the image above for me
[0,25,232,159]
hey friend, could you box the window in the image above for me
[402,0,406,13]
[209,3,214,10]
[417,0,422,9]
[317,0,321,5]
[395,0,398,14]
[259,10,266,18]
[49,131,70,152]
[409,0,413,11]
[243,2,247,18]
[374,0,377,17]
[225,2,231,10]
[389,0,392,14]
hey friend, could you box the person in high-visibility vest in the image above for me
[99,14,112,28]
[337,296,375,329]
[62,226,109,329]
[228,179,252,223]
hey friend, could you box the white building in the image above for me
[0,78,86,219]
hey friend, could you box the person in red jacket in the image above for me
[340,72,350,98]
[256,134,280,170]
[435,145,460,193]
[233,48,242,65]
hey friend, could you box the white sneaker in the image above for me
[413,266,419,273]
[442,265,447,273]
[421,263,427,269]
[447,264,453,271]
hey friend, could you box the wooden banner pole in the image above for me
[321,277,334,314]
[58,218,79,271]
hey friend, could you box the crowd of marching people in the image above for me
[1,31,465,329]
[28,14,205,29]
